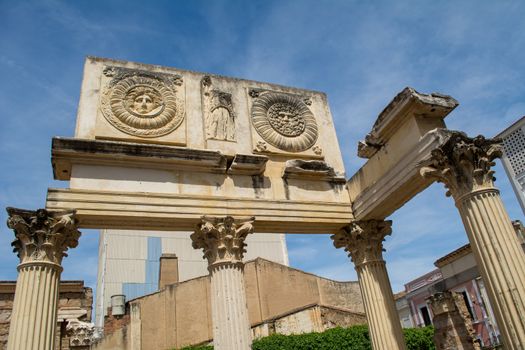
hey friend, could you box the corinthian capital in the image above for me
[191,216,254,268]
[6,207,81,266]
[331,220,392,267]
[419,130,502,198]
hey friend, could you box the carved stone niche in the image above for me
[94,65,187,145]
[201,76,236,142]
[249,89,323,157]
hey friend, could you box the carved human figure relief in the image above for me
[201,76,236,141]
[250,90,318,152]
[100,66,185,138]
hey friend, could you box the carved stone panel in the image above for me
[201,76,236,142]
[94,65,187,145]
[249,89,321,156]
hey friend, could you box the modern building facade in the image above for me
[396,244,503,347]
[95,229,289,327]
[497,116,525,214]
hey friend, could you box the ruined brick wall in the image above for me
[0,291,14,349]
[0,281,93,350]
[428,291,481,350]
[103,306,130,336]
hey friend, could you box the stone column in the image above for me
[190,216,254,350]
[6,207,81,350]
[420,130,525,349]
[332,220,406,350]
[427,291,481,350]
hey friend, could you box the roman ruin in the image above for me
[5,56,525,350]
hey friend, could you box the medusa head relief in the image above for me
[100,67,185,138]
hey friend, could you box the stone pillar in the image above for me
[6,207,80,350]
[421,130,525,349]
[190,216,254,350]
[332,220,406,350]
[428,291,481,350]
[158,253,179,289]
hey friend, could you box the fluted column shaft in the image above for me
[421,130,525,349]
[6,208,80,350]
[332,220,406,350]
[191,216,254,350]
[9,263,61,350]
[210,263,252,349]
[457,189,525,348]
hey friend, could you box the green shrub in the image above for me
[177,324,435,350]
[178,345,213,350]
[404,326,435,350]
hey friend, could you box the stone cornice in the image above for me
[191,216,254,268]
[51,137,228,180]
[359,87,458,159]
[331,220,392,267]
[419,130,502,199]
[6,207,80,266]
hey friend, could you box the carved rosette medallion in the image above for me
[251,92,318,152]
[100,66,185,138]
[6,208,81,266]
[190,216,254,269]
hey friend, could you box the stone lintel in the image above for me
[227,154,268,175]
[349,129,450,220]
[358,87,458,159]
[52,137,228,180]
[46,187,353,234]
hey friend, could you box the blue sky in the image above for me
[1,0,524,294]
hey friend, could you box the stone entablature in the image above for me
[347,87,458,220]
[49,57,350,235]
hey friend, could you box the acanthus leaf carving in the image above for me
[331,220,392,268]
[6,208,81,266]
[66,319,95,348]
[419,130,503,198]
[190,216,254,268]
